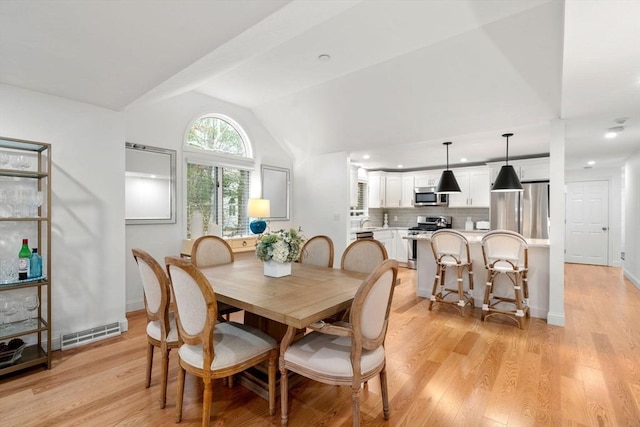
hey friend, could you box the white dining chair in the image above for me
[132,248,179,409]
[165,256,278,426]
[298,235,334,268]
[279,259,399,427]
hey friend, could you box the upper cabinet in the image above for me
[368,171,385,208]
[401,175,415,207]
[447,166,490,208]
[488,157,550,183]
[517,158,550,181]
[414,171,441,188]
[384,173,402,208]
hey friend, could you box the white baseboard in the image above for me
[546,311,565,326]
[126,299,145,313]
[623,267,640,289]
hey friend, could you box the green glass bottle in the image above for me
[18,238,31,280]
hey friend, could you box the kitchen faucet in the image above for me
[359,216,370,228]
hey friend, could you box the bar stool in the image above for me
[429,229,474,316]
[480,230,529,329]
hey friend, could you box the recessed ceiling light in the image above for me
[606,125,624,138]
[318,54,331,62]
[587,160,595,165]
[397,164,403,168]
[363,154,370,160]
[460,158,467,162]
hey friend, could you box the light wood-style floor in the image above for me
[1,263,639,426]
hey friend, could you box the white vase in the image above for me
[263,260,291,277]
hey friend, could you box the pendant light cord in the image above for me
[502,133,513,165]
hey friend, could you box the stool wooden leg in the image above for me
[467,266,475,307]
[456,266,465,307]
[429,263,442,310]
[513,272,526,329]
[482,270,493,321]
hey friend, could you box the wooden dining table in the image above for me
[198,252,367,332]
[197,252,368,397]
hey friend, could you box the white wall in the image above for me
[124,91,292,311]
[565,166,623,267]
[292,151,350,266]
[0,84,126,348]
[623,148,640,288]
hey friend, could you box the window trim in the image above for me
[183,113,254,160]
[183,112,256,238]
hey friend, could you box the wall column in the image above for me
[548,118,565,326]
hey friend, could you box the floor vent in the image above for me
[61,322,121,350]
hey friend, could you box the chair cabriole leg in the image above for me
[351,385,361,427]
[176,365,185,423]
[280,367,289,426]
[160,347,170,408]
[146,342,153,388]
[202,378,213,427]
[380,367,390,420]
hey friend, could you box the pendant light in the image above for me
[491,133,523,192]
[435,141,461,193]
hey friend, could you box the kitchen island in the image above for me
[406,231,550,319]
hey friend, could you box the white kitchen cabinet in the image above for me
[384,173,402,208]
[518,158,550,181]
[401,174,415,207]
[414,171,441,188]
[374,229,395,259]
[368,171,385,208]
[395,229,409,263]
[447,167,490,208]
[488,158,549,183]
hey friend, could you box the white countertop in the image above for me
[404,232,550,248]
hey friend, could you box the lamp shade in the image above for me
[247,198,270,218]
[435,141,461,194]
[491,133,523,192]
[248,198,270,234]
[491,165,523,192]
[435,170,461,193]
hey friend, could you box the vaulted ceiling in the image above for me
[1,0,638,171]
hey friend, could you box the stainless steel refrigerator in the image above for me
[490,181,550,239]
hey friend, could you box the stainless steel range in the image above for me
[407,215,452,269]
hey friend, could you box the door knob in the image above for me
[602,227,608,231]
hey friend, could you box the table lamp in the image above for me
[248,198,270,234]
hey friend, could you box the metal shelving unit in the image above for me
[0,137,52,375]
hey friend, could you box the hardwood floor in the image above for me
[1,263,639,426]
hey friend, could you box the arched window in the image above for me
[184,114,253,238]
[186,114,251,157]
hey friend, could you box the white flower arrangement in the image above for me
[255,228,305,263]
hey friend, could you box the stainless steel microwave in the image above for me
[414,187,448,206]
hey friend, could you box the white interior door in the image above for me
[565,180,609,265]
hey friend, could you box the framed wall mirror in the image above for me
[261,165,290,220]
[125,142,176,224]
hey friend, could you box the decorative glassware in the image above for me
[0,298,19,331]
[23,295,39,326]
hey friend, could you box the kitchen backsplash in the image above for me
[367,207,489,230]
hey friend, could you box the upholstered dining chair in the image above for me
[298,235,334,268]
[190,235,242,321]
[132,248,179,409]
[165,256,278,426]
[340,239,388,274]
[280,259,399,427]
